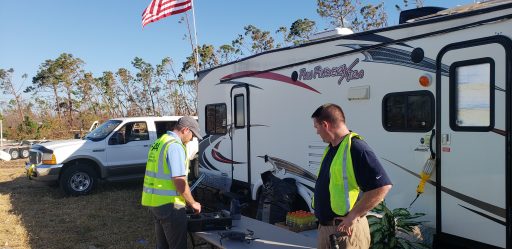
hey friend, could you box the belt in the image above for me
[319,218,343,226]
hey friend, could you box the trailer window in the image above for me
[382,91,434,132]
[234,94,245,128]
[450,58,494,131]
[205,103,227,135]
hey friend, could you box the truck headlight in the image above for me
[42,153,57,164]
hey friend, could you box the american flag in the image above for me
[142,0,192,27]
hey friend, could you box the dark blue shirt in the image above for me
[314,137,392,223]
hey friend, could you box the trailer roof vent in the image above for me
[399,7,447,24]
[309,27,354,41]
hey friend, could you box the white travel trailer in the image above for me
[197,1,512,248]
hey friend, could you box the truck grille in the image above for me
[29,151,42,164]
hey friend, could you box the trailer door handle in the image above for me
[429,129,436,159]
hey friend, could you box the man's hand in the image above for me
[335,185,392,236]
[191,201,201,214]
[335,214,357,236]
[173,176,200,213]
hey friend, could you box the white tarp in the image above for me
[0,150,11,161]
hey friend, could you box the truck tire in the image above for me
[20,148,30,158]
[9,149,19,160]
[60,164,97,196]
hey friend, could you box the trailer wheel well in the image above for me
[291,194,310,212]
[255,180,311,212]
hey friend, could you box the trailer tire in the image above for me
[20,148,29,158]
[9,149,19,160]
[60,163,97,196]
[291,196,310,212]
[188,157,199,180]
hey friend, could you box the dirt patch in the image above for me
[0,160,216,249]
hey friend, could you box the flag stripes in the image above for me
[142,0,192,27]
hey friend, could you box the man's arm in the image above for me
[337,184,392,235]
[173,176,201,213]
[167,142,201,213]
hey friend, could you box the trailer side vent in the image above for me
[347,85,370,100]
[399,7,447,24]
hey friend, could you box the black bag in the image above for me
[256,171,297,224]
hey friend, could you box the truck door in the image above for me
[231,86,250,185]
[436,36,511,248]
[106,121,151,176]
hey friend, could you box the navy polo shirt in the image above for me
[314,137,392,223]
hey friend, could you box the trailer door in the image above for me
[231,86,250,184]
[437,36,511,249]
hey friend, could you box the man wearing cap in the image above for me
[141,116,202,249]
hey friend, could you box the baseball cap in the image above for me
[177,116,201,140]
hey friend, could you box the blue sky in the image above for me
[0,0,473,103]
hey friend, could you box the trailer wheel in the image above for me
[20,148,30,158]
[9,149,19,160]
[60,163,97,196]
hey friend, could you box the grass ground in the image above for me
[0,160,217,249]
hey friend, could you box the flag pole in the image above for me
[190,0,200,75]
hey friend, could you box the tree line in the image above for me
[0,0,419,140]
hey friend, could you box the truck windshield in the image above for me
[85,120,122,141]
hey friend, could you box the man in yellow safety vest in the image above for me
[141,116,202,249]
[311,103,392,249]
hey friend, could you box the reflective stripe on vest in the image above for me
[141,134,188,207]
[142,186,178,196]
[313,132,362,216]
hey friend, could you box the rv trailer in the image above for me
[197,1,512,248]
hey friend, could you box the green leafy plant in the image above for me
[368,201,429,249]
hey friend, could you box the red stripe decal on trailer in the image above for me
[221,71,320,94]
[211,141,244,164]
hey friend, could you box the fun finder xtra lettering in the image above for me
[299,58,364,84]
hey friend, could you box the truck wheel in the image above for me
[20,148,30,158]
[10,149,19,160]
[60,164,97,196]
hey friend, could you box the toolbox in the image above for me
[187,211,232,232]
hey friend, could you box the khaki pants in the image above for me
[317,216,370,249]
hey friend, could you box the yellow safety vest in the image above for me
[141,134,188,207]
[313,132,362,216]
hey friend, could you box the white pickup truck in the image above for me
[26,116,199,196]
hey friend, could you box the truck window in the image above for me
[116,122,149,144]
[206,103,227,134]
[382,90,434,132]
[450,58,494,131]
[155,121,177,138]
